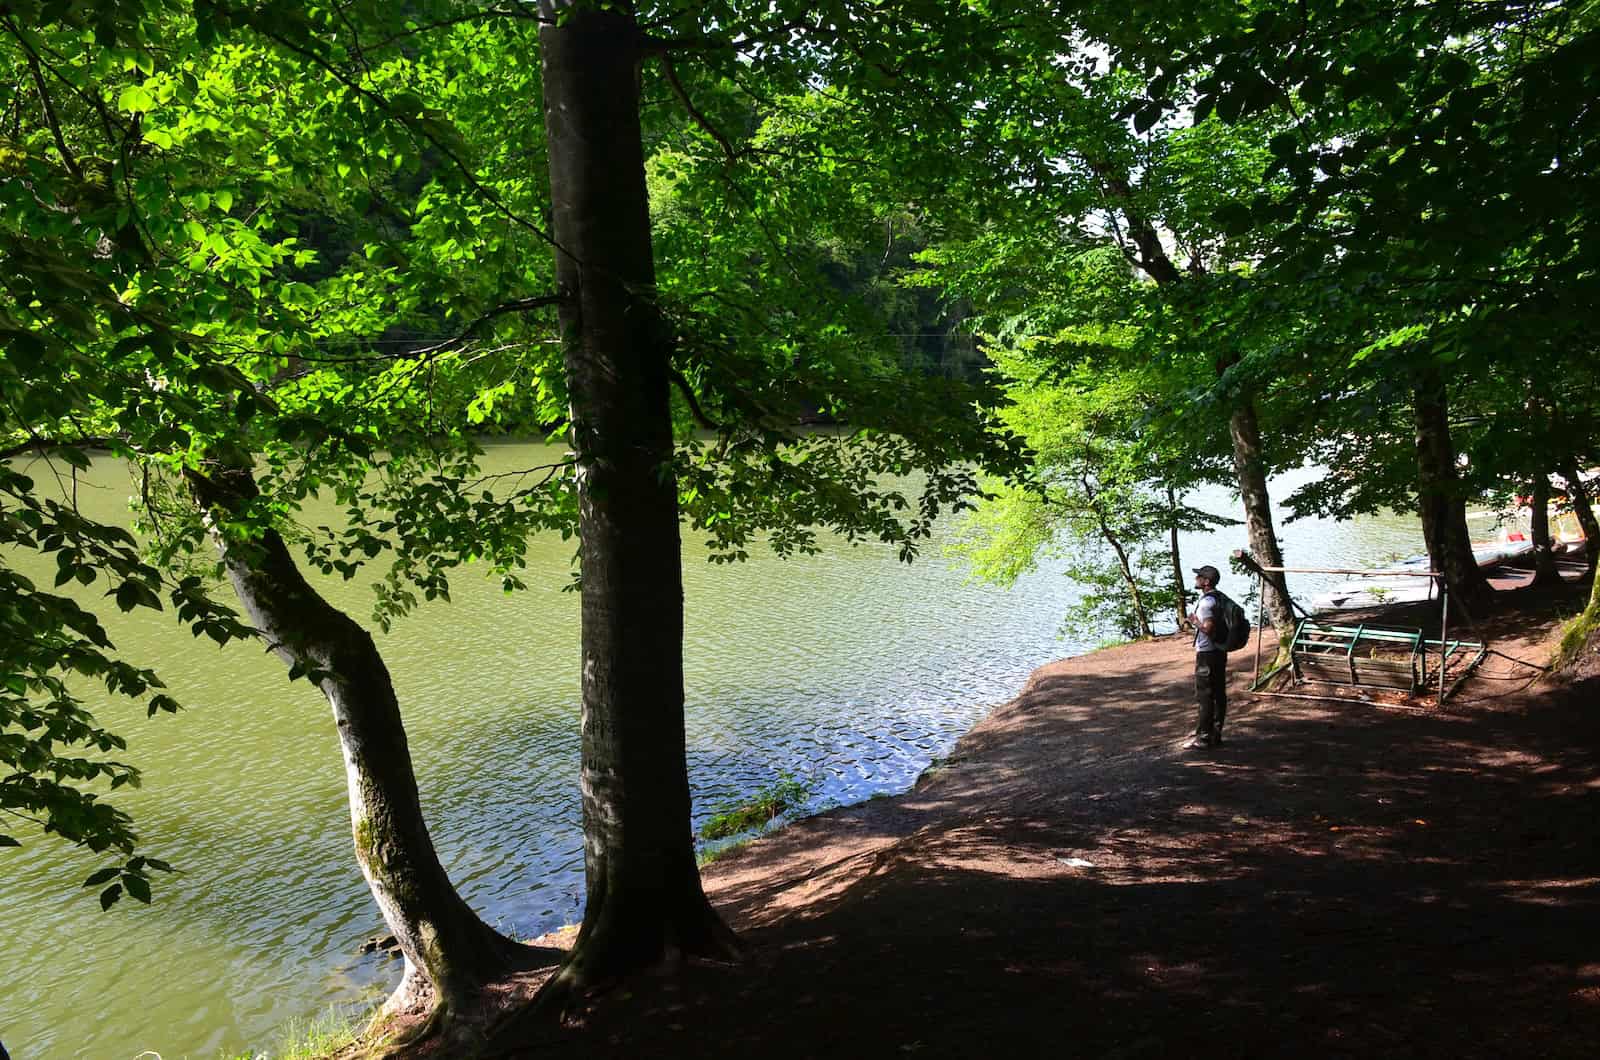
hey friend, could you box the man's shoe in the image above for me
[1184,734,1213,749]
[1211,731,1225,746]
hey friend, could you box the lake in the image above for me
[0,445,1424,1058]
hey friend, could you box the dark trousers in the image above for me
[1194,649,1228,738]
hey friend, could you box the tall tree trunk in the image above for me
[537,0,735,992]
[1092,161,1294,638]
[186,465,533,1031]
[1558,460,1599,574]
[1167,484,1188,630]
[1226,395,1295,635]
[1412,377,1492,611]
[1529,473,1563,586]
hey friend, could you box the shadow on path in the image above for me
[503,594,1600,1059]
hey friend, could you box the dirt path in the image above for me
[501,577,1600,1058]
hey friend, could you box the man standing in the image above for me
[1186,564,1227,749]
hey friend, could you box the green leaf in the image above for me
[124,873,152,903]
[115,581,140,611]
[57,447,92,471]
[117,84,156,113]
[0,835,20,848]
[99,883,123,910]
[84,866,121,887]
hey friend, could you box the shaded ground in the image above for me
[482,568,1599,1059]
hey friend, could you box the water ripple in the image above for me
[0,455,1424,1058]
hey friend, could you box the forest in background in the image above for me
[2,0,1597,1050]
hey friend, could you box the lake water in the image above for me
[0,445,1424,1058]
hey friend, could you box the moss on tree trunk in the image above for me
[187,465,533,1032]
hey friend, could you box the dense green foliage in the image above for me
[0,0,1026,901]
[937,0,1599,631]
[3,0,1597,1025]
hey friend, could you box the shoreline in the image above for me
[492,571,1600,1057]
[286,568,1599,1056]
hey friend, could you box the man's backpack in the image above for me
[1209,591,1252,652]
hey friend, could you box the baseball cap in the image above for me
[1192,564,1222,582]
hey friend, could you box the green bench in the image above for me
[1290,620,1426,691]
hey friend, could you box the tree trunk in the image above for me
[1529,473,1563,586]
[1558,460,1599,574]
[1167,484,1189,630]
[1226,398,1295,635]
[1085,475,1152,638]
[1091,162,1294,638]
[1558,540,1600,667]
[186,465,532,1029]
[1412,377,1492,611]
[537,0,735,991]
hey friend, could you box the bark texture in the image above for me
[1226,396,1294,634]
[1558,461,1599,574]
[1093,162,1294,635]
[1529,473,1563,586]
[187,466,523,1023]
[538,2,735,989]
[1411,379,1492,611]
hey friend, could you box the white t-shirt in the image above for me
[1194,592,1218,653]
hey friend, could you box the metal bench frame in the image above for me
[1232,554,1489,707]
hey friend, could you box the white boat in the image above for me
[1469,537,1537,567]
[1311,538,1538,611]
[1312,572,1436,611]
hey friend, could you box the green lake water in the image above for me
[1,444,1426,1058]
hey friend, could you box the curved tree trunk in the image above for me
[1412,377,1492,612]
[1529,473,1563,587]
[186,465,531,1028]
[1084,475,1152,638]
[1227,399,1294,635]
[1558,460,1599,574]
[537,0,735,993]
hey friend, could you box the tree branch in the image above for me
[0,434,121,461]
[230,11,567,257]
[16,40,84,182]
[405,294,565,360]
[669,368,721,431]
[360,6,552,52]
[660,55,740,163]
[640,19,816,57]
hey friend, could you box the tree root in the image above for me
[348,940,568,1059]
[370,1000,450,1055]
[480,917,743,1054]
